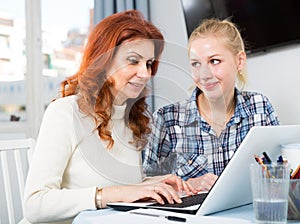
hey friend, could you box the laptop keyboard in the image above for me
[147,192,208,208]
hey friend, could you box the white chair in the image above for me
[0,138,35,224]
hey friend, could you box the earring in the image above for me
[238,70,243,76]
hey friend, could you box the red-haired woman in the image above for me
[23,10,196,224]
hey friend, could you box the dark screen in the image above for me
[181,0,300,54]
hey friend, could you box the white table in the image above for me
[72,204,300,224]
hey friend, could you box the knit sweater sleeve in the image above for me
[23,98,97,223]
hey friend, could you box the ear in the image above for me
[236,51,246,70]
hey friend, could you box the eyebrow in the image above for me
[128,51,155,61]
[209,54,221,58]
[189,54,221,61]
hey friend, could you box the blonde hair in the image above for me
[188,18,247,88]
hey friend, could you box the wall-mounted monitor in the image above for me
[181,0,300,54]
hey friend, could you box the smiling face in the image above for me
[106,39,155,105]
[189,35,246,103]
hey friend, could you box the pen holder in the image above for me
[288,179,300,220]
[250,163,290,224]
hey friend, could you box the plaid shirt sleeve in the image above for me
[143,109,173,176]
[264,95,280,125]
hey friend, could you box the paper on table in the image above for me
[188,216,252,224]
[78,208,251,224]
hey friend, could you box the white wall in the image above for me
[149,0,300,125]
[149,0,194,109]
[246,45,300,125]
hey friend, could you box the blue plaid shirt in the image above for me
[143,87,279,180]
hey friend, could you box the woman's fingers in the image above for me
[165,174,198,195]
[183,180,198,195]
[153,183,182,204]
[127,174,217,205]
[186,173,218,191]
[175,176,184,193]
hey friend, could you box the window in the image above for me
[0,0,93,139]
[0,0,26,129]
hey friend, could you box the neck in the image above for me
[197,93,235,127]
[113,95,126,106]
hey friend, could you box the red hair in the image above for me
[60,10,164,149]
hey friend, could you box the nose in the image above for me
[193,63,213,81]
[136,61,151,78]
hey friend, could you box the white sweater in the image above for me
[23,95,144,224]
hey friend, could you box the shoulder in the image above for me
[42,95,80,122]
[236,90,279,124]
[237,90,276,115]
[46,95,77,112]
[238,90,272,105]
[153,88,199,125]
[152,99,195,128]
[155,99,189,117]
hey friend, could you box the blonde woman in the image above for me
[144,18,279,192]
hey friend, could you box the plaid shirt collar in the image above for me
[184,87,253,126]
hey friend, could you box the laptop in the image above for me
[107,125,300,215]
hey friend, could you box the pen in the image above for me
[254,154,271,178]
[254,155,265,167]
[277,155,284,164]
[130,211,187,222]
[291,165,300,179]
[262,152,272,164]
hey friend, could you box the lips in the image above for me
[201,82,218,90]
[128,82,143,88]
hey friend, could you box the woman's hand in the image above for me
[160,174,198,195]
[115,183,184,205]
[101,175,205,207]
[186,173,218,191]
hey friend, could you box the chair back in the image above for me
[0,138,35,224]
